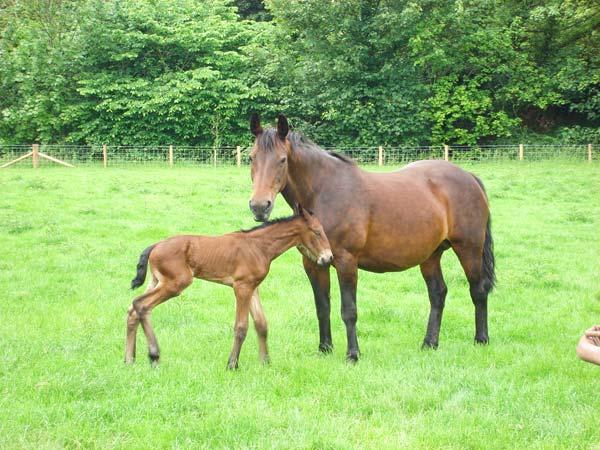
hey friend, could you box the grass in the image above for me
[0,162,599,449]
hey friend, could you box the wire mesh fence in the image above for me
[0,143,595,168]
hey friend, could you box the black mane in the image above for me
[239,215,298,233]
[258,127,356,165]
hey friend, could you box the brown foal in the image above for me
[125,207,333,369]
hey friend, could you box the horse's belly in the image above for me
[357,205,446,272]
[357,242,439,272]
[357,256,411,273]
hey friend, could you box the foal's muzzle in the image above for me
[317,250,334,266]
[249,199,273,222]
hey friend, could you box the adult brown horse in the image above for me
[248,114,495,361]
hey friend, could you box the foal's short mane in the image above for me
[258,128,356,165]
[239,215,298,233]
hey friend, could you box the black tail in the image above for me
[472,175,496,291]
[131,245,156,290]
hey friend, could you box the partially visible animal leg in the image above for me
[125,276,157,364]
[303,256,333,353]
[452,243,491,344]
[249,288,269,364]
[335,251,360,362]
[134,274,191,366]
[228,283,254,370]
[420,248,448,349]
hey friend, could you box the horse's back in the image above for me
[354,160,488,271]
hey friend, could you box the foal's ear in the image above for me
[277,114,289,140]
[250,113,262,136]
[297,203,312,219]
[297,203,307,218]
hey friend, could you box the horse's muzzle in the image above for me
[249,199,273,222]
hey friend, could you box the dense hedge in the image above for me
[1,0,598,146]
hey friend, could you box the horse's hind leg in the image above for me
[420,247,448,349]
[452,243,491,344]
[134,274,192,366]
[249,288,269,364]
[125,276,157,364]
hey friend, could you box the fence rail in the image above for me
[0,143,595,168]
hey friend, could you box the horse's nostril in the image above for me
[266,200,272,208]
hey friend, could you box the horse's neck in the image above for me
[284,144,356,211]
[247,221,300,262]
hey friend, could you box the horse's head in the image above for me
[296,205,333,266]
[248,114,291,222]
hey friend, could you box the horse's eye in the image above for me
[280,157,287,164]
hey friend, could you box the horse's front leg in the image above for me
[228,282,253,370]
[334,251,360,362]
[303,256,333,353]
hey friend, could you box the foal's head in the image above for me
[296,206,333,266]
[248,114,291,222]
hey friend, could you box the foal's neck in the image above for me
[246,219,302,262]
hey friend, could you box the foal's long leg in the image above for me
[125,276,157,364]
[303,256,333,353]
[228,283,254,369]
[334,250,360,362]
[452,243,490,344]
[249,288,269,363]
[134,275,191,366]
[420,249,448,349]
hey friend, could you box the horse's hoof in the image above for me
[261,356,271,366]
[346,352,359,363]
[318,343,333,353]
[421,339,439,350]
[475,335,489,345]
[124,358,135,365]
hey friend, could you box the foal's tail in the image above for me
[472,175,496,292]
[131,244,156,290]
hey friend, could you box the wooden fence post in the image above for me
[444,144,449,161]
[519,143,524,161]
[169,145,173,167]
[32,144,39,169]
[236,146,241,167]
[102,144,107,168]
[213,147,217,167]
[588,143,592,163]
[378,146,383,166]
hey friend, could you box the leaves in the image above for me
[0,0,598,145]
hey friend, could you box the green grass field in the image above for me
[1,162,599,449]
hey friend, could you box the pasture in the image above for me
[1,162,599,449]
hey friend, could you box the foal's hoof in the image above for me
[346,351,359,363]
[227,361,239,370]
[318,343,333,354]
[474,335,489,345]
[148,353,160,368]
[421,339,439,350]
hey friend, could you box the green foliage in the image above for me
[0,0,598,145]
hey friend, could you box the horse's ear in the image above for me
[250,113,262,136]
[277,114,289,140]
